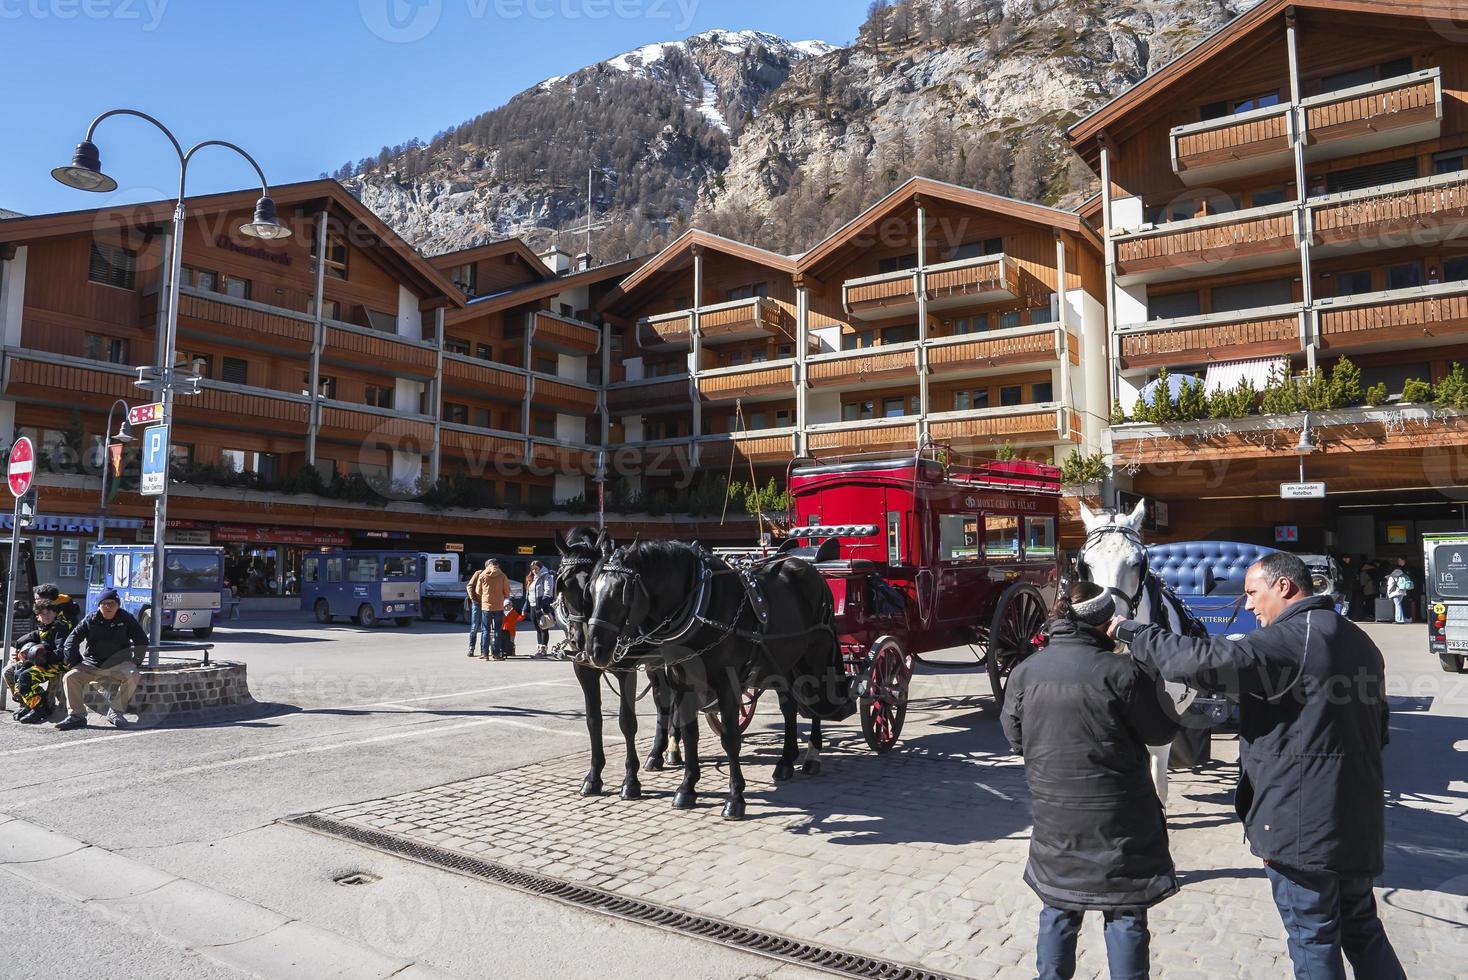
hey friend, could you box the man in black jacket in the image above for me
[1110,551,1403,979]
[56,589,149,731]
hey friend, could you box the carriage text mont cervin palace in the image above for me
[3,0,1466,593]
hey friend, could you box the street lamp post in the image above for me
[96,399,135,546]
[54,110,290,663]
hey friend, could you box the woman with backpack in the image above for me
[524,561,556,657]
[1386,558,1415,624]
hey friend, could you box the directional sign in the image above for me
[128,402,165,426]
[141,424,169,497]
[1281,481,1326,499]
[7,436,34,498]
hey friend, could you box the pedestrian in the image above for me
[525,561,555,657]
[5,599,73,723]
[1339,555,1362,620]
[1110,552,1404,980]
[475,559,510,661]
[464,563,485,658]
[1002,581,1179,980]
[1385,558,1414,625]
[1360,561,1379,620]
[55,589,150,731]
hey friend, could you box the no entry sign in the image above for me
[7,436,34,498]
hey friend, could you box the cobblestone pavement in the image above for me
[304,633,1468,979]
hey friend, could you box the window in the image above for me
[559,303,574,317]
[984,515,1020,559]
[220,356,249,386]
[1211,278,1293,313]
[1323,158,1418,195]
[954,388,989,412]
[1031,381,1053,403]
[1200,90,1281,120]
[746,411,768,430]
[947,238,1004,261]
[1024,516,1056,559]
[310,298,340,321]
[444,402,469,424]
[999,310,1022,330]
[727,282,769,301]
[1030,305,1052,325]
[221,449,246,473]
[88,242,137,289]
[1335,270,1374,296]
[881,397,907,418]
[1387,262,1422,291]
[887,511,903,564]
[1444,256,1468,282]
[222,275,251,300]
[774,410,792,427]
[473,407,492,428]
[303,374,337,399]
[1000,385,1023,406]
[58,538,80,579]
[587,366,603,385]
[1149,291,1202,321]
[365,385,394,409]
[776,343,793,358]
[533,418,556,438]
[347,556,380,582]
[83,334,130,364]
[505,482,523,506]
[881,324,916,344]
[181,266,217,291]
[1435,148,1468,175]
[1252,186,1289,207]
[750,350,768,364]
[476,342,493,361]
[448,262,477,296]
[940,514,980,561]
[850,331,875,350]
[170,444,193,467]
[1320,58,1414,95]
[175,350,211,377]
[382,556,419,578]
[445,336,470,355]
[302,557,319,584]
[878,253,919,274]
[842,399,876,421]
[313,229,348,280]
[953,314,988,334]
[534,356,558,375]
[325,557,343,583]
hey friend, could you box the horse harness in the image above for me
[1076,523,1150,616]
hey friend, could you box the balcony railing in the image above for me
[1302,68,1442,163]
[636,310,693,350]
[1315,280,1468,354]
[324,319,437,377]
[1116,304,1303,371]
[317,400,434,445]
[529,440,598,474]
[532,310,600,356]
[171,286,314,352]
[806,343,918,389]
[1113,202,1298,284]
[696,428,797,466]
[698,296,792,344]
[441,353,527,402]
[532,376,598,414]
[605,374,691,414]
[1310,169,1468,254]
[927,403,1072,448]
[439,423,526,465]
[926,323,1070,376]
[1170,103,1293,186]
[697,360,796,401]
[843,254,1035,319]
[805,417,918,457]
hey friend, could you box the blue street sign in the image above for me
[141,423,169,497]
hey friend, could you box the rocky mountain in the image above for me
[341,1,1260,258]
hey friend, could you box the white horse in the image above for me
[1076,500,1199,807]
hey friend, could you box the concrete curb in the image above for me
[0,813,457,980]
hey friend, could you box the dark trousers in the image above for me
[1036,905,1148,980]
[530,602,550,646]
[480,611,503,656]
[1265,864,1405,980]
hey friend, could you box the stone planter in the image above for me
[80,660,255,725]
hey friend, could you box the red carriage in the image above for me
[715,445,1062,753]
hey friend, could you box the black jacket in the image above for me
[62,608,149,670]
[1123,595,1389,877]
[1001,621,1180,911]
[15,614,74,670]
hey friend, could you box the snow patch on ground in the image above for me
[696,75,729,133]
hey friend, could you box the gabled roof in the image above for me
[798,176,1101,282]
[446,255,647,325]
[1066,0,1452,164]
[0,178,464,307]
[600,229,798,315]
[427,237,554,283]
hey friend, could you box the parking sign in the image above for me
[141,424,169,496]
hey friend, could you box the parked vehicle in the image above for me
[1,540,39,643]
[85,544,224,638]
[418,552,468,621]
[301,549,421,627]
[1424,531,1468,673]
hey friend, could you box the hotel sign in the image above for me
[1280,482,1326,499]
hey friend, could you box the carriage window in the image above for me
[984,516,1020,560]
[347,556,378,582]
[302,557,319,584]
[1024,517,1057,560]
[887,511,903,564]
[88,553,107,587]
[433,558,453,574]
[940,514,980,561]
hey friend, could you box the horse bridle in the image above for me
[552,554,599,658]
[1076,523,1150,616]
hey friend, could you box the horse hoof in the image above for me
[644,754,665,772]
[620,780,642,801]
[801,759,822,777]
[773,763,795,782]
[672,790,696,810]
[668,750,683,766]
[580,778,603,797]
[721,798,746,821]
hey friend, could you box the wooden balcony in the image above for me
[317,403,434,448]
[1311,170,1468,257]
[806,420,917,457]
[1316,282,1468,355]
[843,255,1035,320]
[1170,104,1292,187]
[439,425,526,467]
[698,361,796,402]
[1117,305,1302,371]
[605,375,690,414]
[529,441,597,474]
[532,377,598,414]
[324,322,437,378]
[1303,68,1442,164]
[441,354,527,402]
[806,345,917,389]
[172,287,313,353]
[927,405,1071,449]
[699,297,793,345]
[926,325,1070,377]
[636,310,693,350]
[697,429,796,467]
[532,311,600,356]
[1113,203,1297,286]
[608,439,694,478]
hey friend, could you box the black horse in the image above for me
[583,539,851,820]
[552,527,679,801]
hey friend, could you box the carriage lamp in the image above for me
[51,140,118,193]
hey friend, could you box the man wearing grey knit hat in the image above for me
[1002,581,1180,980]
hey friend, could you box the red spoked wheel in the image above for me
[859,635,911,753]
[986,584,1047,708]
[705,686,762,738]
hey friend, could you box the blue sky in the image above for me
[0,0,868,216]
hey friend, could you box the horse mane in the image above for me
[619,538,698,570]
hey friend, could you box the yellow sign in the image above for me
[517,546,535,555]
[1386,523,1409,544]
[444,542,464,552]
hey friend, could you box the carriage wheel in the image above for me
[705,686,762,738]
[986,584,1046,707]
[859,636,910,753]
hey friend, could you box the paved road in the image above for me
[0,615,1463,978]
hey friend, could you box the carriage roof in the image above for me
[789,449,1062,500]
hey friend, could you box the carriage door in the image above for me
[936,512,981,624]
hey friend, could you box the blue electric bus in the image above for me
[301,549,421,627]
[86,544,225,638]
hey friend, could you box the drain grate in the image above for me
[286,813,958,980]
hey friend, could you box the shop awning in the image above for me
[1205,357,1280,394]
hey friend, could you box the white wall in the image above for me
[810,326,841,353]
[1109,195,1144,233]
[558,353,587,383]
[622,415,644,441]
[622,356,645,382]
[397,285,423,340]
[391,450,424,489]
[555,413,582,443]
[1115,280,1148,329]
[1073,289,1110,453]
[554,474,584,504]
[394,378,425,416]
[806,389,842,425]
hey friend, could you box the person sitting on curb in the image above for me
[34,583,82,629]
[56,589,149,731]
[6,599,74,724]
